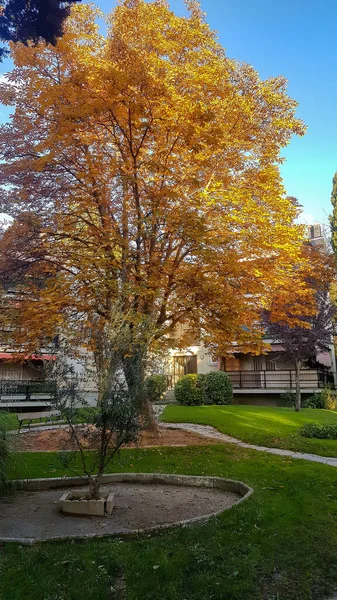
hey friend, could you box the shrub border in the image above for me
[1,473,253,545]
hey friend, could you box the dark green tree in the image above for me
[330,172,337,253]
[0,0,81,60]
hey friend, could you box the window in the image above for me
[253,356,263,371]
[224,357,241,371]
[208,354,219,366]
[0,362,23,380]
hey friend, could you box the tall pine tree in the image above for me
[0,0,81,60]
[330,172,337,253]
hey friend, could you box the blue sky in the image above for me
[1,0,336,225]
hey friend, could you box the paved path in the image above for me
[9,424,69,434]
[158,414,337,467]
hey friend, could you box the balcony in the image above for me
[224,370,333,392]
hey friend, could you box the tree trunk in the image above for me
[294,361,302,412]
[122,349,158,433]
[142,397,159,433]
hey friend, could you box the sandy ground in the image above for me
[9,426,218,452]
[0,483,239,541]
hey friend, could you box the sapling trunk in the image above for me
[88,474,102,500]
[294,361,302,412]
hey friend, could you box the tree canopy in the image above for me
[0,1,309,368]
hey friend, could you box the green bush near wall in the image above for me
[145,374,169,403]
[305,388,337,410]
[204,371,233,405]
[174,374,205,405]
[175,371,233,406]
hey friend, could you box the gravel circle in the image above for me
[0,482,240,542]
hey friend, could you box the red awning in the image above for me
[0,353,56,361]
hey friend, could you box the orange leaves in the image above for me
[0,1,312,357]
[269,244,335,329]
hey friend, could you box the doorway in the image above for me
[173,355,197,385]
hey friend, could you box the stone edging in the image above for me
[1,473,253,545]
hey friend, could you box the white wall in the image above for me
[169,344,219,375]
[196,345,220,374]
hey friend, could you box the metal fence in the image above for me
[0,379,56,401]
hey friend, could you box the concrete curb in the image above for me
[1,473,253,545]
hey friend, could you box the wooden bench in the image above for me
[17,410,61,432]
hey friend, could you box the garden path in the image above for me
[157,407,337,467]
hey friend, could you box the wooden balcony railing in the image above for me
[224,370,333,390]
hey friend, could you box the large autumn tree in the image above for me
[0,0,308,414]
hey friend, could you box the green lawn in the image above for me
[162,404,337,457]
[0,407,99,433]
[2,445,337,599]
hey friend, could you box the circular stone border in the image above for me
[2,473,253,544]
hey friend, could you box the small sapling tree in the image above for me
[48,347,140,500]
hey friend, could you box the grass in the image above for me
[4,406,337,598]
[73,406,100,423]
[0,411,18,432]
[2,445,337,599]
[162,404,337,457]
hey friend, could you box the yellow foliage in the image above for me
[0,1,317,359]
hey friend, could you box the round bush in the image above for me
[175,374,205,406]
[204,371,233,405]
[145,374,168,404]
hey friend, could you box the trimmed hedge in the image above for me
[145,374,168,404]
[204,371,233,405]
[299,422,337,439]
[174,374,205,406]
[175,371,233,406]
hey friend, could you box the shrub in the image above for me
[175,374,205,405]
[305,388,337,410]
[299,422,337,439]
[204,371,233,405]
[145,374,169,403]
